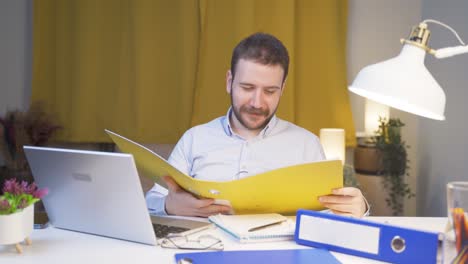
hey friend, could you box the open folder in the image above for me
[105,130,343,214]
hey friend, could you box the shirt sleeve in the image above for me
[145,183,169,215]
[167,130,192,175]
[145,130,193,215]
[362,195,371,217]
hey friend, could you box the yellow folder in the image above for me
[106,130,343,214]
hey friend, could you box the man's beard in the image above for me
[230,95,277,131]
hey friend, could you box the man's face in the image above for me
[226,59,285,133]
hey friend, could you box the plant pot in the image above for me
[0,205,34,253]
[354,145,383,175]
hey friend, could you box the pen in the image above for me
[248,219,287,232]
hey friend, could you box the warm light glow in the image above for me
[320,128,345,164]
[365,99,389,136]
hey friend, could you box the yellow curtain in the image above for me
[33,0,356,146]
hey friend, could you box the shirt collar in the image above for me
[222,107,278,139]
[222,108,235,137]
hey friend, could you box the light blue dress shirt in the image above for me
[145,108,326,215]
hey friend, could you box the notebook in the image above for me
[175,248,341,264]
[208,213,295,243]
[106,129,343,214]
[23,146,211,245]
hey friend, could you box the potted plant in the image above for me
[343,164,359,188]
[373,118,414,215]
[0,178,48,253]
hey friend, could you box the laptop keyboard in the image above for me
[152,223,190,238]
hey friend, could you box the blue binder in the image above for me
[295,209,440,264]
[174,248,340,264]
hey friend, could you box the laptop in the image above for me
[23,146,211,246]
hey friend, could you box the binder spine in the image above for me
[295,210,440,264]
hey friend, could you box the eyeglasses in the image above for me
[160,234,224,251]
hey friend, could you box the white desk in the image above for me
[0,217,448,264]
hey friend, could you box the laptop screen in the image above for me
[24,146,158,245]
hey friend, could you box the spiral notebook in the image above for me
[208,214,295,243]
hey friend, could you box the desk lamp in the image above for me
[319,128,345,164]
[349,19,468,120]
[349,21,468,260]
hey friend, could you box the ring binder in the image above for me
[295,210,441,263]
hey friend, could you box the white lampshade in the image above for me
[349,44,446,120]
[320,128,345,164]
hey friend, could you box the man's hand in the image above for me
[163,176,232,217]
[318,187,367,218]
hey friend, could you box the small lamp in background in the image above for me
[319,128,345,165]
[354,100,389,175]
[364,99,389,137]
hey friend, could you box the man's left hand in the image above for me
[318,187,367,218]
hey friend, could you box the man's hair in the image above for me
[231,32,289,83]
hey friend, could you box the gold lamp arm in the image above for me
[400,22,435,55]
[399,19,468,58]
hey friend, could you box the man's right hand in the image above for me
[163,175,232,217]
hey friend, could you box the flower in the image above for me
[3,179,23,195]
[33,187,48,199]
[0,179,48,215]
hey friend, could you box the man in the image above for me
[146,32,368,218]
